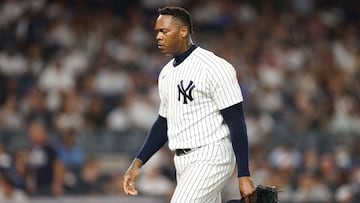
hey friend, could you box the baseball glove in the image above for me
[226,185,279,203]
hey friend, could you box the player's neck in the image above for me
[174,38,193,57]
[177,44,192,56]
[173,44,197,67]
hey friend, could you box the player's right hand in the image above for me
[238,176,257,203]
[123,159,142,195]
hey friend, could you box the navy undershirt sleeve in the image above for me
[220,102,250,177]
[136,115,168,164]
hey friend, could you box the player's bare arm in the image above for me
[123,158,143,196]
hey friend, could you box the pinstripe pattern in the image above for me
[171,137,236,203]
[158,47,243,150]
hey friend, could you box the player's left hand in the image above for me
[238,176,257,203]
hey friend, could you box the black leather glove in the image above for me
[226,185,279,203]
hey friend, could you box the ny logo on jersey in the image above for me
[177,80,195,104]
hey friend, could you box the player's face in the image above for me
[155,15,187,56]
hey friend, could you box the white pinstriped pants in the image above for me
[171,138,236,203]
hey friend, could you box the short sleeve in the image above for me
[207,60,243,110]
[158,68,168,118]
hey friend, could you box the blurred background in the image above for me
[0,0,359,202]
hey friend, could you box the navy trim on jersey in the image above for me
[173,44,198,67]
[220,102,250,177]
[136,115,168,164]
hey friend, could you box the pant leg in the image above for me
[171,138,236,203]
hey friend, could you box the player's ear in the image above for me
[180,26,189,38]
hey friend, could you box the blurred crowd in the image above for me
[0,0,359,202]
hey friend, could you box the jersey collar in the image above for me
[173,45,197,67]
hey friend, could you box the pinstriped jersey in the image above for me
[158,47,243,150]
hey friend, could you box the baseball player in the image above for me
[123,6,256,203]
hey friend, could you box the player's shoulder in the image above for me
[193,47,232,67]
[193,47,234,72]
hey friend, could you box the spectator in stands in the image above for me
[12,149,28,192]
[125,89,158,134]
[21,87,53,129]
[83,96,106,131]
[71,157,109,195]
[106,98,132,134]
[38,58,75,93]
[0,143,11,170]
[56,129,84,171]
[54,90,85,132]
[293,171,333,202]
[0,170,28,203]
[26,120,65,196]
[0,49,27,77]
[56,129,85,194]
[0,95,24,132]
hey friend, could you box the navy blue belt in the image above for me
[175,148,192,156]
